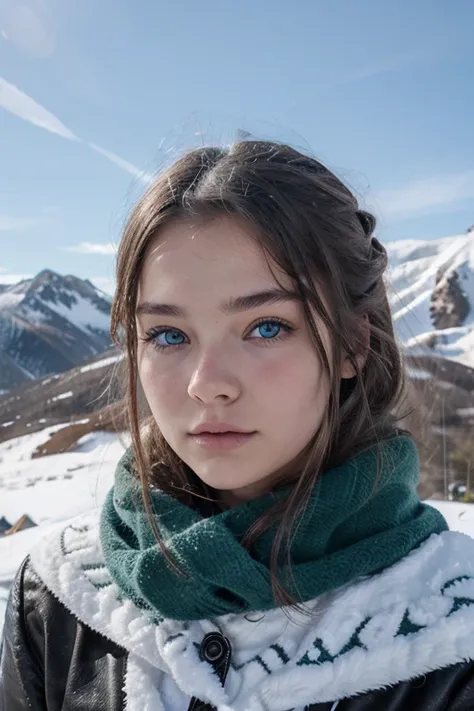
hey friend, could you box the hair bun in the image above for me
[356,210,376,237]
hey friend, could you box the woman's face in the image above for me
[136,216,332,505]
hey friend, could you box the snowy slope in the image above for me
[0,427,127,637]
[386,233,474,367]
[0,426,123,527]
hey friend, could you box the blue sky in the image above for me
[1,0,474,294]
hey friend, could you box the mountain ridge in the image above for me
[0,269,112,390]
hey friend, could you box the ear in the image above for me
[341,314,370,380]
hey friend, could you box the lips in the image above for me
[190,422,254,435]
[189,430,255,451]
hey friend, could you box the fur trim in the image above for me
[29,510,474,711]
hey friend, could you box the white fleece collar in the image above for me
[29,510,474,711]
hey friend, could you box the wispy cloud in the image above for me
[373,171,474,221]
[91,276,116,297]
[0,270,31,284]
[0,76,76,139]
[0,76,151,182]
[346,49,425,82]
[61,241,116,255]
[88,143,153,182]
[340,41,459,86]
[0,215,42,230]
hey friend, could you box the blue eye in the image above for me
[143,318,294,352]
[158,329,185,346]
[251,320,283,339]
[145,328,186,350]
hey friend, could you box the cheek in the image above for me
[252,351,329,432]
[254,352,328,457]
[254,350,324,406]
[139,357,185,415]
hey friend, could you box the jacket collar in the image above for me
[30,510,474,711]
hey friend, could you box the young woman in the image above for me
[2,140,474,711]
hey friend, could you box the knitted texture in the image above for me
[100,436,447,621]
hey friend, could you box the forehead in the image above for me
[139,216,292,298]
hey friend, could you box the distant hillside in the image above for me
[0,269,112,390]
[0,349,123,446]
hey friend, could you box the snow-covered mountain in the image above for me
[0,270,112,390]
[386,232,474,368]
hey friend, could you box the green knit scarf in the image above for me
[100,436,447,621]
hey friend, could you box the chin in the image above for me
[196,468,272,506]
[191,463,249,487]
[193,469,244,491]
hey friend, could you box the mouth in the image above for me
[190,423,254,435]
[188,426,256,451]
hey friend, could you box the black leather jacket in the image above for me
[2,558,474,711]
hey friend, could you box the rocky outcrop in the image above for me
[430,268,470,330]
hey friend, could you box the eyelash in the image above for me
[140,318,295,353]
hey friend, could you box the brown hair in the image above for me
[111,140,406,606]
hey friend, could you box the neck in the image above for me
[214,459,302,508]
[216,485,268,508]
[215,474,284,507]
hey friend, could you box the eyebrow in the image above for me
[136,288,301,318]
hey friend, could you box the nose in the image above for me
[187,349,241,404]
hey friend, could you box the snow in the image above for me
[405,367,432,380]
[16,287,110,338]
[79,354,122,373]
[41,376,60,386]
[18,303,46,327]
[386,233,474,368]
[425,500,474,536]
[0,433,123,523]
[0,424,73,467]
[0,428,128,637]
[391,288,434,342]
[457,408,474,417]
[51,390,73,401]
[0,280,30,311]
[385,237,454,266]
[0,291,24,310]
[74,431,118,452]
[44,291,110,335]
